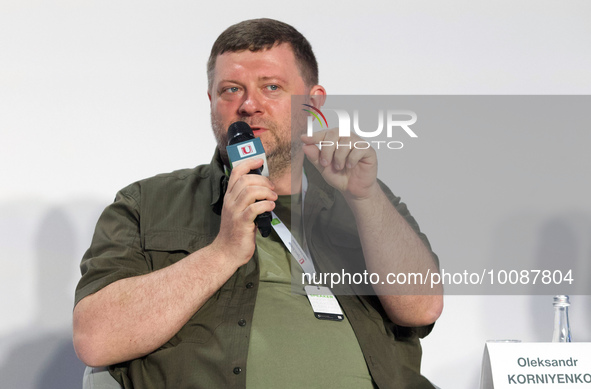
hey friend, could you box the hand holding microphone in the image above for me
[226,121,274,237]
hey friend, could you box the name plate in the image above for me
[481,342,591,388]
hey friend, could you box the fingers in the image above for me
[226,158,270,193]
[213,158,277,267]
[225,158,277,222]
[231,182,277,220]
[301,129,375,172]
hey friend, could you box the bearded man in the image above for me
[74,18,443,389]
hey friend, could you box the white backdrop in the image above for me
[1,1,590,388]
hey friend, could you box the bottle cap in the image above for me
[553,295,570,307]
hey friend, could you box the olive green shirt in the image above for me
[246,195,374,388]
[75,150,438,389]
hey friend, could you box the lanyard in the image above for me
[269,173,345,320]
[270,172,316,275]
[270,211,316,275]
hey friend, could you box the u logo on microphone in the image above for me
[238,142,257,158]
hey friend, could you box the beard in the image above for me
[210,113,301,180]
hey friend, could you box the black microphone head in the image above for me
[227,121,254,145]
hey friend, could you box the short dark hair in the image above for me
[207,18,318,90]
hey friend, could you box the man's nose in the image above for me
[238,91,264,116]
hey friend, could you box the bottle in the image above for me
[552,295,572,342]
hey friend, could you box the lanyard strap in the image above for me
[271,174,344,320]
[270,172,316,275]
[270,211,316,275]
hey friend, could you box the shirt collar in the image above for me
[208,150,335,211]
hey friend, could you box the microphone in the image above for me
[226,121,273,238]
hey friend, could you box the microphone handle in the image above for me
[255,210,273,238]
[246,166,272,237]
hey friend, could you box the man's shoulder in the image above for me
[139,164,212,186]
[117,161,221,204]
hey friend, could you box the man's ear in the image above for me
[309,85,327,109]
[207,92,212,103]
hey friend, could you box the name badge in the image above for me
[304,285,344,321]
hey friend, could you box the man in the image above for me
[73,18,443,388]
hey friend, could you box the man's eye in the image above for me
[225,87,239,93]
[266,85,279,91]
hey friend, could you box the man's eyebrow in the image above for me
[215,76,289,89]
[259,76,288,83]
[217,79,241,85]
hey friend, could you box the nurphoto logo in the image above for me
[303,104,419,150]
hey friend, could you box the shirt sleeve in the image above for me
[378,179,440,271]
[74,183,150,307]
[378,179,440,339]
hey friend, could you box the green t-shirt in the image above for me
[246,195,374,388]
